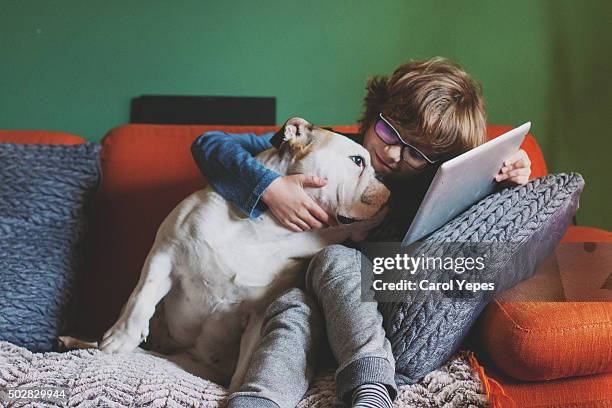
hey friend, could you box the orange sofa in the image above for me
[1,124,610,407]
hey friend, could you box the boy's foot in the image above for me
[351,382,393,408]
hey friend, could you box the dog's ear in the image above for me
[270,128,284,149]
[271,117,314,158]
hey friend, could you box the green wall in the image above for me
[2,0,610,229]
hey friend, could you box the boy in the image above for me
[192,57,531,408]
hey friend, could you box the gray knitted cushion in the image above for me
[0,143,101,352]
[377,173,584,385]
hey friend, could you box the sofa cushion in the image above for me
[485,363,612,408]
[476,301,612,381]
[0,142,101,351]
[76,123,548,338]
[475,227,612,381]
[0,130,86,145]
[561,225,612,243]
[376,173,583,385]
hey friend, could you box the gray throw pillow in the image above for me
[0,143,101,352]
[376,173,584,385]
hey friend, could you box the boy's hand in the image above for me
[261,175,333,232]
[495,149,531,185]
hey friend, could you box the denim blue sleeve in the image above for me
[191,131,281,218]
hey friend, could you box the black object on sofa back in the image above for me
[130,95,276,125]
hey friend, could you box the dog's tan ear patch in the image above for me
[271,128,313,158]
[288,138,315,160]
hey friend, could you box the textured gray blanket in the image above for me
[0,341,488,407]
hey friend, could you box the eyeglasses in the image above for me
[374,113,439,167]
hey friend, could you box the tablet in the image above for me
[402,122,531,245]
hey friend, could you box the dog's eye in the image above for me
[349,155,366,168]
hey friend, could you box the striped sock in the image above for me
[351,382,393,408]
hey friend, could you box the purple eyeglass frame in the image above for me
[375,113,439,164]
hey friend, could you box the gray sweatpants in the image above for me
[227,245,397,408]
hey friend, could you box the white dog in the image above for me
[98,118,390,390]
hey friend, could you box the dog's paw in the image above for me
[99,321,147,354]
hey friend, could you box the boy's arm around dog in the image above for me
[192,131,280,218]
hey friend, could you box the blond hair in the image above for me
[360,57,486,158]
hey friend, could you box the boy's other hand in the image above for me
[495,149,531,185]
[261,175,334,232]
